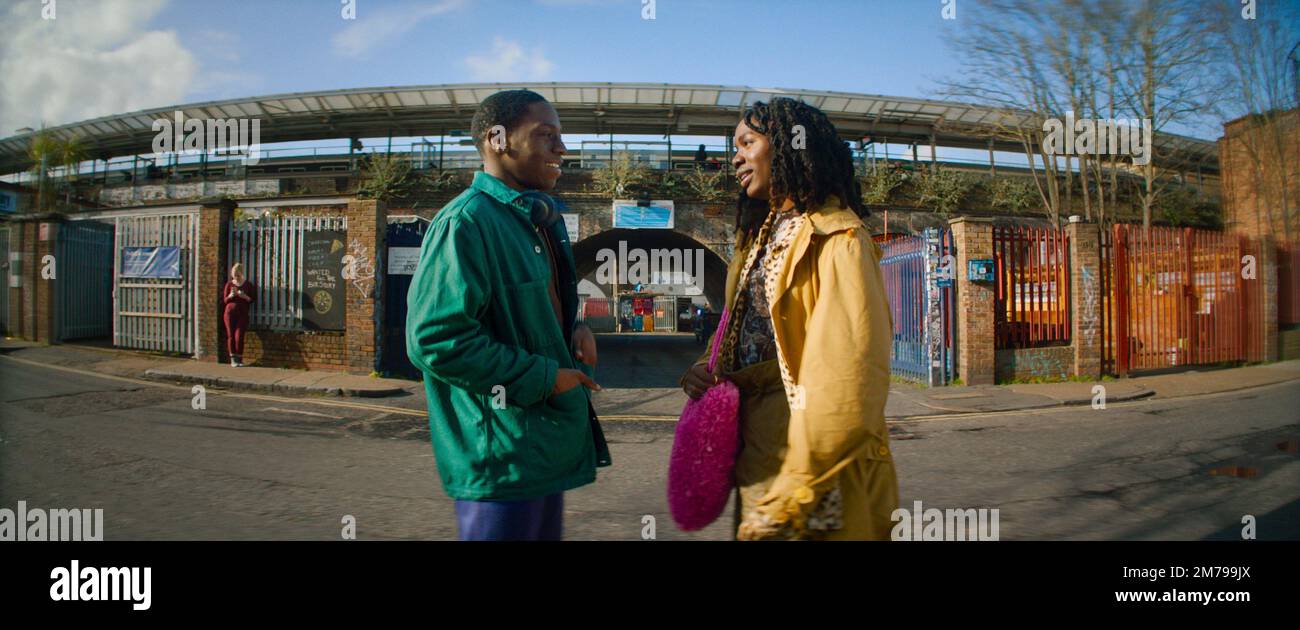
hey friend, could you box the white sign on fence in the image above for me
[388,247,421,275]
[563,214,579,242]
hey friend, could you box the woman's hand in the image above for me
[681,363,721,400]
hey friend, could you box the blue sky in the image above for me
[164,0,960,104]
[8,0,1277,166]
[1,0,965,136]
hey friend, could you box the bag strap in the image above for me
[706,307,730,373]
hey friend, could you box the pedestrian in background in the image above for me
[222,263,255,367]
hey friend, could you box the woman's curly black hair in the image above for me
[734,97,866,243]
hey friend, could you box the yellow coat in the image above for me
[686,196,898,540]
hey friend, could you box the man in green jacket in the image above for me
[406,90,611,540]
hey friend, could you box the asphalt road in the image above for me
[1,352,1296,540]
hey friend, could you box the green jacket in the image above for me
[406,171,611,501]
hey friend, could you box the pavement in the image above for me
[0,338,410,398]
[4,336,1300,420]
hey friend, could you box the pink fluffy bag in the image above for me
[668,307,740,531]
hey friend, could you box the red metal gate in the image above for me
[1111,224,1265,375]
[993,226,1070,348]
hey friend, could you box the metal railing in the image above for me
[994,226,1071,348]
[229,215,347,331]
[1111,225,1264,375]
[58,220,114,340]
[881,229,956,385]
[113,212,200,354]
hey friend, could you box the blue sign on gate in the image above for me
[121,246,181,278]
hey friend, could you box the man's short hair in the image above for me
[470,90,549,151]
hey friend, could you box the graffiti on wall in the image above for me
[996,347,1072,381]
[342,238,376,298]
[1080,265,1099,349]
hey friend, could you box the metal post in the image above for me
[438,132,445,170]
[930,133,937,174]
[923,227,944,386]
[988,139,996,176]
[1115,226,1129,376]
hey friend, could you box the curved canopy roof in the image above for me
[0,82,1219,174]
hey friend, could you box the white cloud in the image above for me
[464,38,555,82]
[332,0,468,58]
[0,0,197,136]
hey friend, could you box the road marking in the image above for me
[262,407,343,419]
[0,355,427,417]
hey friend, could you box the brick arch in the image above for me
[572,228,730,310]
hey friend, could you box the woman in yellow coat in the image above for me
[681,98,897,540]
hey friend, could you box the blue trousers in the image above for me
[454,493,564,541]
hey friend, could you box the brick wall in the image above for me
[344,199,386,374]
[995,346,1073,382]
[1256,235,1279,362]
[14,220,34,340]
[4,216,60,343]
[201,199,373,370]
[235,330,347,370]
[1220,110,1299,245]
[196,200,233,362]
[1068,220,1102,378]
[950,217,995,385]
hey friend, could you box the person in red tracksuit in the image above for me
[221,263,256,367]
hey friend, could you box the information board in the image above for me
[302,230,345,330]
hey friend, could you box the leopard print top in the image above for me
[720,204,844,539]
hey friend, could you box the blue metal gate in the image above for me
[57,220,115,340]
[880,228,955,385]
[383,216,430,379]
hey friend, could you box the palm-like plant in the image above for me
[25,128,61,211]
[57,135,87,180]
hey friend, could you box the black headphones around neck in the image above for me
[520,191,562,229]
